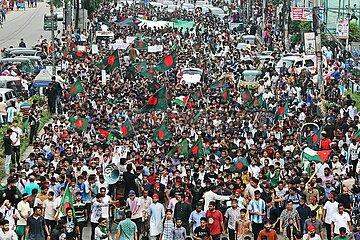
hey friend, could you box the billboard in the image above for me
[336,18,349,39]
[304,32,316,55]
[291,7,324,21]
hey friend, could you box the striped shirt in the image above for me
[249,199,265,223]
[162,219,175,240]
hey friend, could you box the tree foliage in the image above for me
[350,22,360,42]
[53,0,63,8]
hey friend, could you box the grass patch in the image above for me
[345,90,360,110]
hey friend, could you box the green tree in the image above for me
[53,0,63,8]
[350,22,360,42]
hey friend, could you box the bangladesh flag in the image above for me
[309,127,322,147]
[249,94,263,109]
[69,81,84,98]
[191,139,204,159]
[152,122,172,145]
[241,88,252,103]
[168,139,189,158]
[274,102,289,121]
[174,95,189,107]
[120,119,134,137]
[229,157,249,173]
[302,147,332,163]
[140,87,168,113]
[192,89,203,101]
[352,129,360,142]
[126,66,136,81]
[154,51,176,72]
[98,128,123,139]
[71,51,88,59]
[69,117,88,131]
[210,78,226,89]
[194,110,203,123]
[133,39,148,50]
[104,50,120,72]
[132,62,147,73]
[221,88,230,102]
[193,42,201,52]
[60,186,76,216]
[149,80,162,92]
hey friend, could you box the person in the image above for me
[3,128,15,174]
[280,200,301,234]
[46,83,57,114]
[42,191,57,238]
[236,208,252,239]
[224,199,241,240]
[16,193,31,240]
[60,208,80,240]
[10,120,22,167]
[193,217,211,240]
[162,209,175,240]
[171,218,186,240]
[206,201,225,240]
[174,194,192,235]
[257,220,278,240]
[95,218,110,240]
[18,38,26,48]
[249,190,266,240]
[0,219,18,239]
[189,202,206,232]
[73,192,87,240]
[126,190,142,238]
[90,193,109,240]
[302,224,321,240]
[303,211,323,239]
[333,227,352,240]
[296,198,311,233]
[323,193,339,240]
[331,203,352,237]
[28,104,39,145]
[149,194,164,240]
[0,200,20,231]
[203,185,231,211]
[115,211,138,240]
[25,206,49,240]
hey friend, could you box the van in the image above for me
[6,49,38,57]
[0,58,34,74]
[2,48,34,58]
[275,55,327,74]
[0,76,22,94]
[0,88,18,107]
[14,56,41,66]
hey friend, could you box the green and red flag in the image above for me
[71,51,88,59]
[221,88,230,102]
[168,139,189,158]
[302,147,332,163]
[174,95,189,107]
[229,157,249,173]
[133,39,148,50]
[241,88,252,103]
[104,49,120,72]
[193,42,201,52]
[152,122,172,145]
[126,67,136,81]
[191,139,204,159]
[149,80,162,92]
[132,62,147,73]
[352,129,360,142]
[154,51,176,72]
[249,94,263,109]
[140,87,168,113]
[119,119,134,137]
[274,102,289,121]
[69,80,84,98]
[142,68,156,79]
[192,89,203,101]
[194,110,203,123]
[210,78,226,89]
[60,186,76,216]
[69,117,88,131]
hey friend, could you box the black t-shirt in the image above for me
[3,135,12,155]
[27,215,45,237]
[194,226,211,239]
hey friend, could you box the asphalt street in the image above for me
[0,2,58,53]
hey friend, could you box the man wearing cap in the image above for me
[257,220,278,240]
[149,194,164,240]
[308,196,323,220]
[304,183,319,204]
[323,193,338,240]
[303,224,321,240]
[304,211,324,239]
[189,203,206,232]
[126,190,143,238]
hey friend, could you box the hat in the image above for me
[175,182,181,185]
[308,224,316,231]
[129,190,135,195]
[154,183,160,188]
[195,179,201,184]
[152,194,159,199]
[235,189,241,194]
[22,193,28,200]
[328,193,334,198]
[311,196,317,202]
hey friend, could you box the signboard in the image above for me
[291,8,324,21]
[148,45,163,52]
[304,32,316,55]
[336,18,349,39]
[91,45,99,54]
[126,36,136,43]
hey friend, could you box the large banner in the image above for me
[291,7,324,21]
[304,32,316,55]
[336,18,349,39]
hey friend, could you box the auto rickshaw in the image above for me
[17,0,25,10]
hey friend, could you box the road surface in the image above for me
[0,2,59,51]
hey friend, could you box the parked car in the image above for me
[0,88,18,107]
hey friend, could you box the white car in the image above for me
[54,8,64,21]
[275,55,327,74]
[180,68,203,85]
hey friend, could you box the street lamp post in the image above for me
[313,0,323,94]
[50,0,56,75]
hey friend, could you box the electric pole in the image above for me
[50,0,56,75]
[283,0,290,51]
[346,0,350,51]
[313,0,323,93]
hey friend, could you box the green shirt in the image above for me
[333,236,351,240]
[118,218,137,240]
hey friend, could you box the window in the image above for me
[305,59,314,67]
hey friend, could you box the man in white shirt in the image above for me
[10,120,22,166]
[323,193,338,240]
[0,219,18,240]
[331,203,352,237]
[0,200,20,231]
[203,185,231,211]
[42,191,57,235]
[16,193,30,239]
[303,224,322,240]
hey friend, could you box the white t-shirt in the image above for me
[10,126,22,146]
[324,201,339,224]
[331,211,351,234]
[43,199,57,220]
[17,201,30,226]
[303,233,322,240]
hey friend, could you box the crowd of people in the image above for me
[0,0,360,240]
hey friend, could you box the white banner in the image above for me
[126,36,136,43]
[304,32,316,55]
[148,45,163,52]
[91,44,99,54]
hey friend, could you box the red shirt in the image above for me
[206,210,223,235]
[320,138,331,149]
[148,174,157,184]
